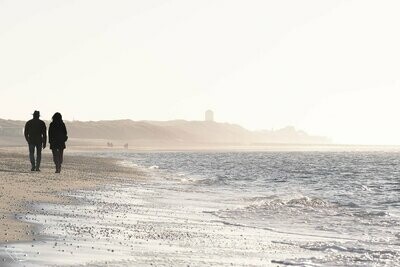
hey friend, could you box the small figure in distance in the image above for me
[124,143,129,149]
[49,112,68,173]
[24,110,47,171]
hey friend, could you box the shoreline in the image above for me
[0,149,144,244]
[3,142,400,153]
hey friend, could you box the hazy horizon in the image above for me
[1,0,400,145]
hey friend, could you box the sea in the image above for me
[2,151,400,266]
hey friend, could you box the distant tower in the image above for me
[205,110,214,122]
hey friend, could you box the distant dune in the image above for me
[0,118,330,148]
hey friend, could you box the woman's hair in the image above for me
[52,112,63,122]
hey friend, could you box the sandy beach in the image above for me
[0,148,143,244]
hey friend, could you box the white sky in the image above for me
[1,0,400,145]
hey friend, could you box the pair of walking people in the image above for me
[24,111,68,173]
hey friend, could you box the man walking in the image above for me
[24,111,47,171]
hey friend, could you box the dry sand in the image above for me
[0,148,143,244]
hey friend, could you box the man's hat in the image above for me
[33,110,40,117]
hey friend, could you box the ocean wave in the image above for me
[240,196,391,222]
[275,241,400,266]
[301,242,400,262]
[117,160,138,168]
[312,244,396,255]
[247,195,333,210]
[148,165,159,169]
[352,210,390,218]
[196,177,229,186]
[212,195,336,228]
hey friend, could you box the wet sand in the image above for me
[0,149,143,244]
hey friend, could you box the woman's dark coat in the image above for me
[49,121,68,150]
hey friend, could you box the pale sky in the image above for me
[1,0,400,145]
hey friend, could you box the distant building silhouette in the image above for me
[205,110,214,122]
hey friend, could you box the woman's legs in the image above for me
[59,149,64,172]
[52,149,61,173]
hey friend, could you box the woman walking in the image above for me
[49,112,68,173]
